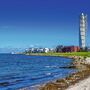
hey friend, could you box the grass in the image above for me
[28,52,90,57]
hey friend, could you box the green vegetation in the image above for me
[27,52,90,57]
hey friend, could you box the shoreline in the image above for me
[18,55,90,90]
[39,56,90,90]
[18,55,76,90]
[66,75,90,90]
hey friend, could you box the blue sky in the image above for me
[0,0,90,49]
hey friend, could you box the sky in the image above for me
[0,0,90,49]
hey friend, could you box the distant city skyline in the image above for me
[0,0,90,51]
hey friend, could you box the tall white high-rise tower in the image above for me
[79,13,87,50]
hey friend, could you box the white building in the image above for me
[43,48,49,53]
[79,13,87,50]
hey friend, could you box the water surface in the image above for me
[0,54,77,90]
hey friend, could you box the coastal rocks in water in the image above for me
[40,82,67,90]
[40,67,90,90]
[0,82,10,87]
[59,65,76,69]
[0,79,23,87]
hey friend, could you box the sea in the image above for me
[0,54,77,90]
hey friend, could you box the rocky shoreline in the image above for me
[19,56,90,90]
[39,56,90,90]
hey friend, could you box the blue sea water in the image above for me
[0,54,77,90]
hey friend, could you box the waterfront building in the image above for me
[25,47,50,53]
[49,48,55,52]
[38,48,44,53]
[43,48,49,53]
[62,46,80,52]
[55,45,64,52]
[79,13,87,50]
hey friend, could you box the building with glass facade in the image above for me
[79,13,87,50]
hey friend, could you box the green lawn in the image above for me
[28,52,90,57]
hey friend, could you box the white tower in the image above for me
[79,13,87,50]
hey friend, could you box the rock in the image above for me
[0,82,10,87]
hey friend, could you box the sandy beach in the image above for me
[66,76,90,90]
[66,57,90,90]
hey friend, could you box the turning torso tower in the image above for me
[79,13,87,50]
